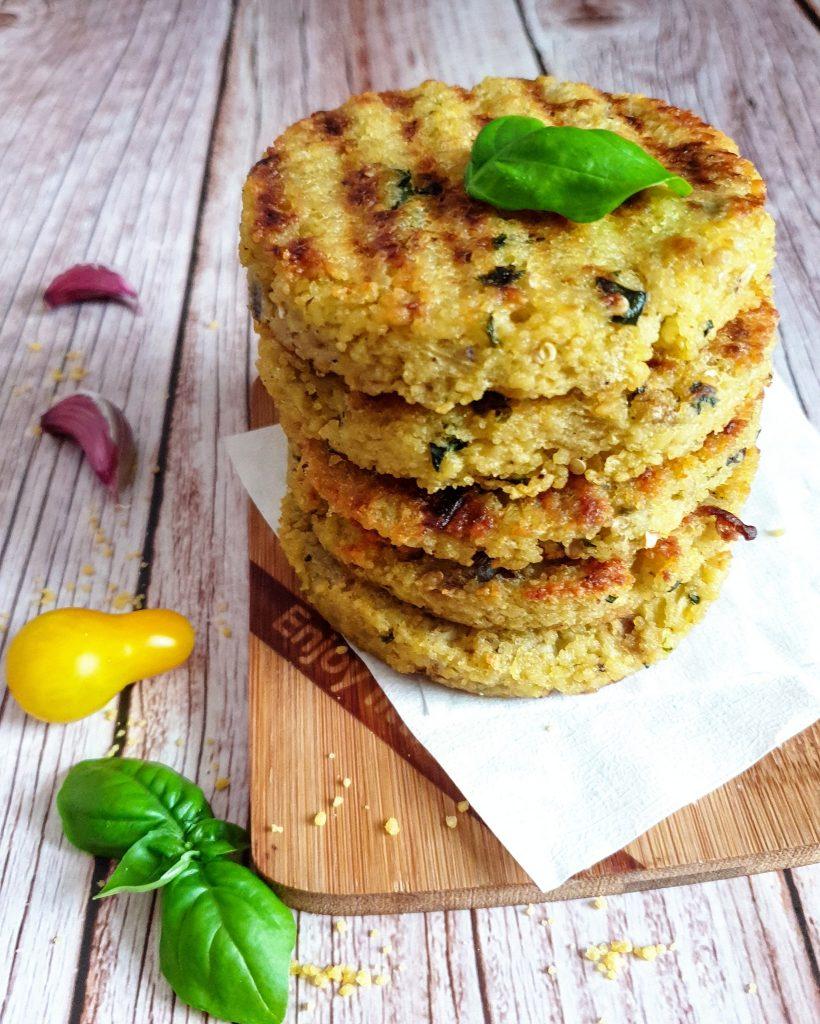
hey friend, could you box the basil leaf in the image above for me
[186,818,249,862]
[465,116,692,222]
[96,826,196,898]
[160,859,296,1024]
[57,759,212,858]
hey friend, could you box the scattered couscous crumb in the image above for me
[456,799,470,813]
[35,588,57,606]
[444,815,457,829]
[66,350,83,361]
[69,367,88,381]
[220,625,233,638]
[342,777,352,788]
[207,320,219,331]
[373,973,389,986]
[111,592,136,611]
[368,928,380,939]
[80,564,95,576]
[332,795,344,809]
[27,341,43,352]
[298,1001,314,1012]
[29,423,43,437]
[103,743,120,758]
[355,969,371,987]
[383,817,400,837]
[328,751,336,759]
[214,777,230,791]
[50,369,65,382]
[102,708,115,721]
[338,983,355,997]
[766,527,785,537]
[546,965,557,976]
[584,938,673,980]
[314,810,328,827]
[746,982,758,995]
[334,644,347,654]
[591,896,608,910]
[334,919,348,933]
[270,823,284,834]
[524,903,535,916]
[174,737,184,747]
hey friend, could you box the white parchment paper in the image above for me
[226,376,820,891]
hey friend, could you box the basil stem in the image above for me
[96,825,196,898]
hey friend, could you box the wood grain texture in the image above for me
[0,3,232,1022]
[0,0,817,1022]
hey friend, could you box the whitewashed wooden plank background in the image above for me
[0,1,817,1023]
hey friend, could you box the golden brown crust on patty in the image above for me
[279,496,736,697]
[288,403,760,569]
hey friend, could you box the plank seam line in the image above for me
[784,869,820,990]
[511,0,550,75]
[64,2,240,1020]
[468,909,494,1024]
[791,0,820,30]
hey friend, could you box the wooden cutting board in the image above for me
[247,381,820,913]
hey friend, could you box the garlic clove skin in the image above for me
[40,391,137,497]
[44,264,139,311]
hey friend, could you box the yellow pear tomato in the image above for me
[5,608,195,722]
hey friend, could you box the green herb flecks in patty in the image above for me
[596,277,647,325]
[429,436,469,471]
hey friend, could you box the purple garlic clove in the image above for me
[40,391,137,498]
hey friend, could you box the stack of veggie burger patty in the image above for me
[240,76,777,698]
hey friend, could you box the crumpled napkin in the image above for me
[226,376,820,891]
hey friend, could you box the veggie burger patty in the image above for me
[242,76,776,698]
[241,76,773,411]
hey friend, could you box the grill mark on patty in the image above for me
[398,98,481,275]
[270,236,325,277]
[249,149,296,234]
[313,109,351,137]
[522,79,596,123]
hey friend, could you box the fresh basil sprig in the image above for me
[464,115,692,222]
[57,758,295,1024]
